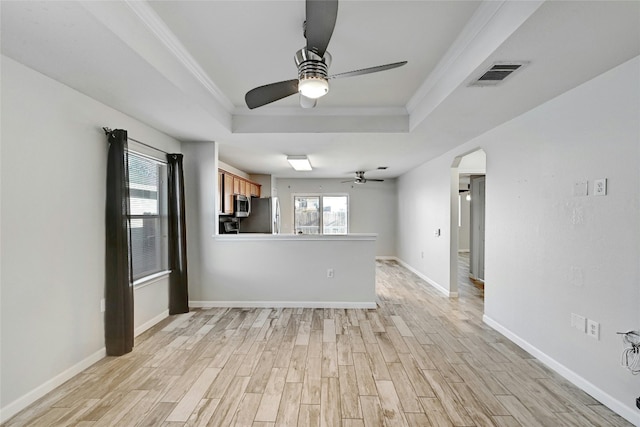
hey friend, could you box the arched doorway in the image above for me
[449,149,486,299]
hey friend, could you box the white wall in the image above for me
[182,141,218,303]
[398,156,452,291]
[276,178,397,257]
[397,56,640,424]
[0,56,181,420]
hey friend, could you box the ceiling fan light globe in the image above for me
[298,77,329,99]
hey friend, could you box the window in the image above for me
[128,152,168,281]
[294,195,348,234]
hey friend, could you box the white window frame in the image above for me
[127,150,169,283]
[292,193,349,235]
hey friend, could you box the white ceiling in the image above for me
[2,1,639,179]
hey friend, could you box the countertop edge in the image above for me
[213,233,377,242]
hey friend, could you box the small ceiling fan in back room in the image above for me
[245,0,407,109]
[342,171,385,185]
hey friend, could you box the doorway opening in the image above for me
[450,149,486,303]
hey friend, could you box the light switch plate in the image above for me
[571,313,586,332]
[573,180,588,197]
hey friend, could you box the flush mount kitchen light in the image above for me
[287,155,312,171]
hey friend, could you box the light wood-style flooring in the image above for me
[3,259,632,426]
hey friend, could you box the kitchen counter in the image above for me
[214,233,376,241]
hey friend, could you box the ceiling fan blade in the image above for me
[305,0,338,57]
[329,61,407,80]
[368,179,385,182]
[300,94,317,109]
[245,79,299,109]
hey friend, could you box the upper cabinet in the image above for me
[218,169,261,214]
[250,183,260,198]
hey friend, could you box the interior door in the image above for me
[470,175,486,281]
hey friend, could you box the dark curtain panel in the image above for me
[105,129,134,356]
[167,153,189,314]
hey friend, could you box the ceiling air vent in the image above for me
[469,62,528,87]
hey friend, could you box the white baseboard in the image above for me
[135,310,170,337]
[394,258,458,298]
[0,347,106,424]
[375,256,397,261]
[1,310,169,424]
[483,315,640,426]
[190,301,377,309]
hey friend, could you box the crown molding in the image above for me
[78,0,232,133]
[232,105,409,133]
[234,106,408,117]
[124,1,234,112]
[233,111,409,134]
[406,0,544,131]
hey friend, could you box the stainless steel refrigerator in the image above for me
[239,197,280,233]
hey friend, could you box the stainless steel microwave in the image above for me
[233,194,250,217]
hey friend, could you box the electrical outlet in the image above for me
[587,319,600,340]
[593,178,607,196]
[327,268,334,278]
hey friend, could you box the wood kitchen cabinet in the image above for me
[222,172,235,214]
[218,169,261,214]
[250,183,259,197]
[239,179,247,197]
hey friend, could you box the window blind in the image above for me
[128,152,168,281]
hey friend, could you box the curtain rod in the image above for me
[103,127,170,156]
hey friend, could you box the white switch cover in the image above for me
[573,180,588,197]
[571,313,586,332]
[327,268,334,278]
[100,298,106,313]
[593,178,607,196]
[587,319,600,340]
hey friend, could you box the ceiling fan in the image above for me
[342,171,385,185]
[245,0,407,109]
